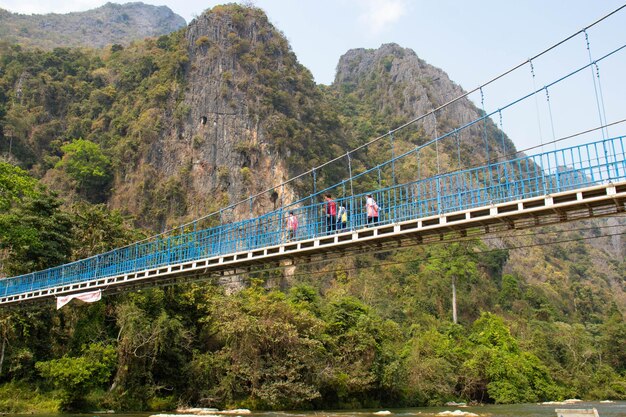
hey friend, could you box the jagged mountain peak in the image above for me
[335,43,414,76]
[332,42,491,165]
[335,43,462,104]
[0,1,186,49]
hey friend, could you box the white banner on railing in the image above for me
[56,289,102,309]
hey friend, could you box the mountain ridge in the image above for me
[0,2,186,49]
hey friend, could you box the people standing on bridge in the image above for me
[337,203,347,230]
[324,194,337,234]
[366,194,379,225]
[286,211,298,241]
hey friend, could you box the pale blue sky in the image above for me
[1,0,625,151]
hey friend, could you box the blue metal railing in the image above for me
[1,136,625,298]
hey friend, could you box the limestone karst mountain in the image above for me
[330,43,515,181]
[0,2,186,49]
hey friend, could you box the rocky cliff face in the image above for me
[334,43,471,133]
[332,43,515,178]
[0,2,186,49]
[119,5,345,226]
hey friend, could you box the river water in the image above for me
[17,401,626,417]
[252,403,625,417]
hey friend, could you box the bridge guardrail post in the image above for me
[436,176,442,215]
[617,136,625,180]
[538,154,547,196]
[312,169,318,237]
[217,210,223,256]
[389,132,398,223]
[553,150,561,193]
[347,152,355,231]
[279,184,285,245]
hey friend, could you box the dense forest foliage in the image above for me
[0,3,624,413]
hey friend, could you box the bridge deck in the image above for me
[2,180,624,306]
[1,136,625,306]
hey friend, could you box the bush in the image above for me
[56,139,112,202]
[195,36,210,47]
[0,381,61,413]
[147,395,178,411]
[35,343,116,411]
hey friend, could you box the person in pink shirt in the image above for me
[366,194,379,225]
[286,211,298,241]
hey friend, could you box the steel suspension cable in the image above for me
[584,29,609,140]
[544,87,558,150]
[594,62,610,139]
[433,111,443,213]
[530,59,545,151]
[88,4,626,248]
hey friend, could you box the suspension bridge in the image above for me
[1,8,626,307]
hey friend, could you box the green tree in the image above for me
[321,296,403,408]
[0,162,41,211]
[70,202,144,259]
[0,314,17,378]
[109,292,192,410]
[0,193,73,275]
[404,328,459,405]
[461,312,561,404]
[420,242,480,324]
[598,305,626,373]
[56,139,112,202]
[199,286,326,410]
[35,343,116,410]
[498,274,522,310]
